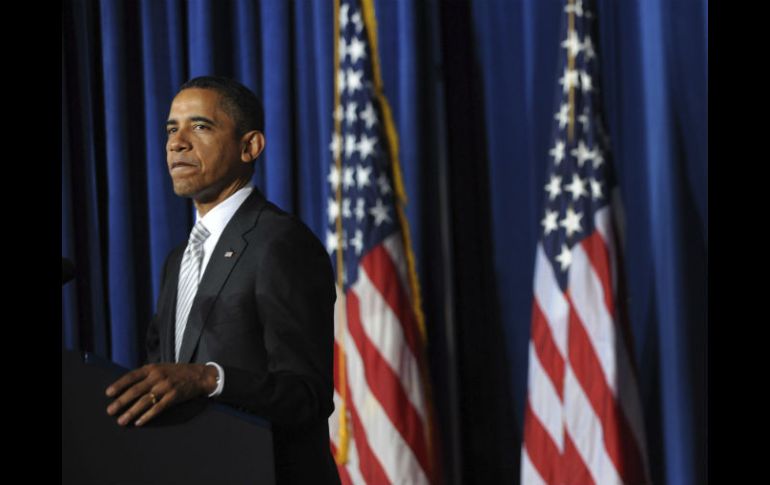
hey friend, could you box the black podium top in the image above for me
[62,350,275,485]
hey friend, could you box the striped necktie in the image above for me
[175,221,210,362]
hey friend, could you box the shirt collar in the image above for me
[195,185,254,237]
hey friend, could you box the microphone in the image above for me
[62,258,75,285]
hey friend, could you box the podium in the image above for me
[62,350,275,485]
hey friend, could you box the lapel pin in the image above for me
[224,251,234,258]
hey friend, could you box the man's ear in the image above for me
[241,131,265,163]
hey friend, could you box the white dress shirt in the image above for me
[196,185,254,277]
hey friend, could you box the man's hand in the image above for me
[105,363,218,427]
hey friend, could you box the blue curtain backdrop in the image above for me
[61,1,707,484]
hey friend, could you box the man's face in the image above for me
[165,88,247,202]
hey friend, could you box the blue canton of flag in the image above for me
[326,0,395,289]
[540,3,613,288]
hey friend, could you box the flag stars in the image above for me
[345,134,357,158]
[351,10,363,33]
[377,173,391,195]
[325,230,338,255]
[578,108,590,132]
[589,178,603,200]
[555,244,573,272]
[343,167,356,191]
[350,230,364,255]
[561,30,582,58]
[327,198,340,224]
[355,198,366,221]
[348,36,367,63]
[559,67,580,94]
[545,175,563,201]
[346,69,363,93]
[342,198,352,218]
[541,209,559,235]
[327,164,341,190]
[565,0,584,17]
[560,206,583,238]
[369,198,392,226]
[564,173,588,201]
[345,102,358,126]
[356,165,372,188]
[340,3,350,30]
[580,71,593,93]
[592,147,605,169]
[329,133,342,160]
[570,140,593,167]
[360,102,378,129]
[555,103,570,130]
[550,140,566,165]
[357,134,377,160]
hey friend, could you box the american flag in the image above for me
[520,1,650,484]
[326,0,436,483]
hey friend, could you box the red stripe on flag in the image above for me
[333,341,389,484]
[563,431,597,485]
[329,440,354,485]
[345,378,392,485]
[580,231,615,318]
[523,399,564,485]
[531,299,566,400]
[565,293,647,484]
[360,245,423,362]
[346,290,432,476]
[594,226,643,383]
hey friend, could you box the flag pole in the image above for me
[332,0,351,466]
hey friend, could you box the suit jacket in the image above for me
[145,188,341,485]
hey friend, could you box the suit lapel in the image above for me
[162,247,184,363]
[176,189,267,364]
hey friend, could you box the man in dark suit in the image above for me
[105,76,340,485]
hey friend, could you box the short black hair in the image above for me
[178,76,264,135]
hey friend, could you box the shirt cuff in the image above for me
[205,361,225,397]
